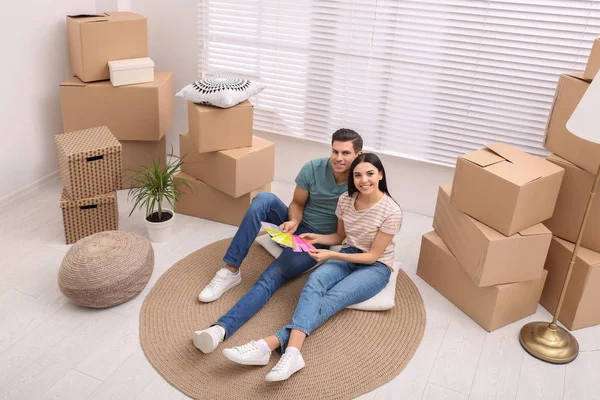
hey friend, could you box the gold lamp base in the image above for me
[519,321,579,364]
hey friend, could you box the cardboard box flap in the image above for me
[547,153,576,168]
[564,71,587,82]
[485,142,531,164]
[555,236,600,267]
[486,161,543,186]
[60,76,87,87]
[518,223,552,237]
[461,148,505,167]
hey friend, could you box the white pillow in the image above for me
[255,235,398,311]
[175,76,266,108]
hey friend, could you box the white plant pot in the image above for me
[144,209,175,242]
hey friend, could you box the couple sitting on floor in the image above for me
[193,128,403,382]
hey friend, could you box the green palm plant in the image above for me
[127,149,192,222]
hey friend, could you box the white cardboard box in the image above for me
[108,57,154,87]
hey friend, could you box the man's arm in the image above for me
[280,186,309,233]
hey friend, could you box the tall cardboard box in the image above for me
[544,72,600,175]
[120,137,167,188]
[55,126,123,200]
[434,184,551,287]
[180,133,274,197]
[188,101,253,153]
[540,236,600,330]
[584,38,600,81]
[175,172,271,226]
[544,154,600,253]
[417,231,548,332]
[60,72,174,141]
[67,12,148,82]
[450,143,564,236]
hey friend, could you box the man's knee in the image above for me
[251,192,279,208]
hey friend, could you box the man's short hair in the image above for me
[331,128,363,153]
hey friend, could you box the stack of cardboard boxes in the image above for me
[55,126,122,244]
[175,101,275,226]
[538,38,600,331]
[60,12,173,186]
[417,142,565,331]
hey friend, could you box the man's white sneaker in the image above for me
[193,325,225,353]
[265,349,305,382]
[198,268,241,302]
[222,341,271,366]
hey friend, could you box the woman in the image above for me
[222,153,402,382]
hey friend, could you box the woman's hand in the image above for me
[307,249,336,263]
[299,233,320,244]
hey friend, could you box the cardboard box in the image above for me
[67,12,148,82]
[120,137,167,188]
[60,190,119,244]
[544,154,600,253]
[417,231,548,332]
[60,71,174,141]
[108,57,154,87]
[450,143,564,236]
[544,72,600,175]
[540,236,600,330]
[175,172,271,226]
[188,101,253,153]
[55,126,123,200]
[584,38,600,81]
[434,184,551,287]
[180,133,274,198]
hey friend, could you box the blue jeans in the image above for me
[274,247,391,352]
[216,192,326,339]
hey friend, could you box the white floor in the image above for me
[0,178,599,400]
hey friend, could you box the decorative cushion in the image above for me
[58,231,154,308]
[176,76,266,108]
[255,235,399,311]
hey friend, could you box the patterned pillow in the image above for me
[176,76,266,108]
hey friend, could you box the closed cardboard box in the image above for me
[60,190,119,245]
[417,231,548,332]
[55,126,122,200]
[434,184,551,287]
[544,72,600,175]
[188,101,253,153]
[450,143,564,236]
[180,133,274,198]
[175,172,271,226]
[121,137,167,188]
[544,154,600,253]
[540,236,600,330]
[584,38,600,81]
[67,12,148,82]
[60,71,173,141]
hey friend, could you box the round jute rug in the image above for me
[140,238,426,400]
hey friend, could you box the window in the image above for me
[198,0,600,166]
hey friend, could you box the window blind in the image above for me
[198,0,600,166]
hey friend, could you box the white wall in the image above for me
[0,0,99,204]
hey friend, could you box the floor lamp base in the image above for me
[519,321,579,364]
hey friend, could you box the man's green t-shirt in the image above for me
[295,157,347,234]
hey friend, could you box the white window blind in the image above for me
[198,0,600,166]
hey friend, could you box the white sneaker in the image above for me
[223,341,271,366]
[198,268,242,302]
[193,325,225,353]
[265,350,305,382]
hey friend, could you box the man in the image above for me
[193,128,363,354]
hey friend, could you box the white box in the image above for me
[108,57,154,87]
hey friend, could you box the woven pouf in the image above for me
[58,231,154,308]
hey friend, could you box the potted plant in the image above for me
[127,150,192,242]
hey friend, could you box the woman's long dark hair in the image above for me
[348,153,392,198]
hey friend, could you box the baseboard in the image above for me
[0,170,60,209]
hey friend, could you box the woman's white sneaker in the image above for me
[222,341,271,366]
[193,325,225,353]
[265,348,305,382]
[198,268,241,302]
